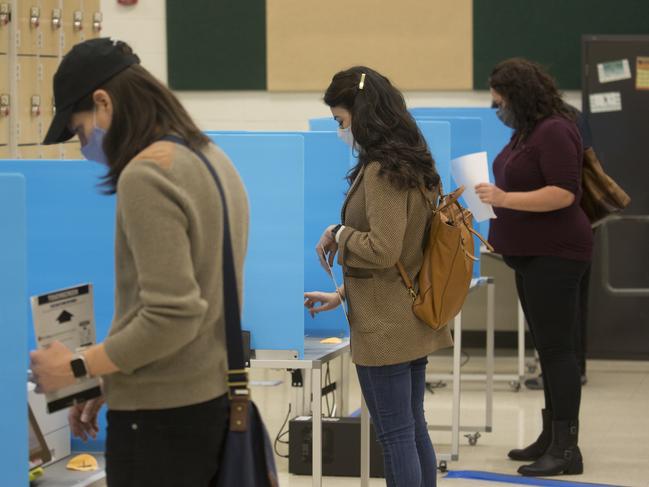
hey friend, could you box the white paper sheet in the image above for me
[451,151,497,222]
[597,59,632,84]
[589,92,622,113]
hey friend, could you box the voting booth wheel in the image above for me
[527,363,538,374]
[509,381,521,392]
[438,460,448,473]
[465,432,481,446]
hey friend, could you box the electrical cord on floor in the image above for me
[461,350,471,367]
[273,403,292,458]
[426,351,471,393]
[324,362,336,417]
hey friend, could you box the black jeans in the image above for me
[505,256,589,421]
[105,394,229,487]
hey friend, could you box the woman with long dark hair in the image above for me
[304,66,452,487]
[476,58,592,477]
[29,38,249,487]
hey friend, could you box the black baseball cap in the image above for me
[43,38,140,145]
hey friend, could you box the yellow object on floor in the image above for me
[66,454,98,472]
[320,337,343,344]
[29,467,44,481]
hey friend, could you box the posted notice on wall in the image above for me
[31,284,102,413]
[597,59,631,84]
[589,92,622,114]
[636,57,649,90]
[451,151,497,222]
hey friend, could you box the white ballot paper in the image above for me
[31,284,102,413]
[451,151,497,222]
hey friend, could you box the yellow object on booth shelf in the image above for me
[320,337,343,344]
[66,454,98,472]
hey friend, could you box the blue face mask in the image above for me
[80,108,108,165]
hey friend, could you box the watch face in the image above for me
[70,358,87,378]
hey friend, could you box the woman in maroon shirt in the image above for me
[476,58,592,478]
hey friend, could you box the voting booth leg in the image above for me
[360,393,371,487]
[311,366,322,487]
[486,281,495,432]
[451,312,462,460]
[340,353,351,416]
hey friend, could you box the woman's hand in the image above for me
[304,291,341,318]
[475,183,508,207]
[316,225,339,273]
[30,341,76,393]
[69,396,105,442]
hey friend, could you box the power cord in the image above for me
[273,403,292,458]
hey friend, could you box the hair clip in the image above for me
[359,73,366,90]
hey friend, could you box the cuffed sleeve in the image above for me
[104,162,208,374]
[337,162,408,269]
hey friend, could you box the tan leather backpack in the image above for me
[581,147,631,224]
[396,186,492,330]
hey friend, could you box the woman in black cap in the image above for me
[30,38,250,487]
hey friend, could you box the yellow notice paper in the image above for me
[636,57,649,90]
[66,454,98,472]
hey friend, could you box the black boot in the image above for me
[508,409,552,461]
[518,420,583,477]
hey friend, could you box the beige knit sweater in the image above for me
[102,140,249,410]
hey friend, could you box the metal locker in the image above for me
[63,140,82,159]
[41,0,64,57]
[85,0,102,39]
[39,56,58,143]
[16,55,41,145]
[0,144,9,158]
[62,0,84,51]
[0,54,9,147]
[40,143,63,159]
[0,2,11,54]
[17,144,41,159]
[17,3,42,55]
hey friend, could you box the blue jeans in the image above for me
[356,356,437,487]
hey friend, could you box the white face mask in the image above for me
[337,126,355,148]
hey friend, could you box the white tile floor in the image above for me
[91,354,649,487]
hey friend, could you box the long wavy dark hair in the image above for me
[489,58,576,140]
[72,42,209,194]
[324,66,440,191]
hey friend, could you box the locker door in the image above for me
[63,140,82,159]
[62,0,84,51]
[17,144,41,159]
[17,3,42,55]
[40,56,59,144]
[41,143,63,159]
[41,0,63,57]
[0,54,9,147]
[16,56,41,145]
[84,0,102,40]
[0,2,10,54]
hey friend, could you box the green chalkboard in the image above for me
[473,0,649,90]
[166,0,266,90]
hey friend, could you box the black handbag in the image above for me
[162,135,279,487]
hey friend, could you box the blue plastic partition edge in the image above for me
[445,470,625,487]
[0,174,28,486]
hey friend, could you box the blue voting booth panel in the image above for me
[208,134,307,357]
[1,160,116,452]
[0,175,28,486]
[207,131,352,338]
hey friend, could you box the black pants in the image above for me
[505,256,589,421]
[106,394,229,487]
[575,264,591,375]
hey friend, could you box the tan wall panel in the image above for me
[41,143,63,159]
[0,144,9,158]
[40,56,58,143]
[0,54,9,145]
[85,0,101,39]
[16,56,41,144]
[63,140,82,159]
[267,0,473,92]
[17,144,41,159]
[62,0,84,50]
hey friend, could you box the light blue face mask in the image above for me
[337,126,355,148]
[80,108,108,165]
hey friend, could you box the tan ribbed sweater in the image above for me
[103,140,249,410]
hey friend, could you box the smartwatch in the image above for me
[70,354,89,379]
[331,224,343,240]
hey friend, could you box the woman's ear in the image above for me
[92,89,113,115]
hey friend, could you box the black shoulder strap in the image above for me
[160,135,248,396]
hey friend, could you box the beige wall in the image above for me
[267,0,473,91]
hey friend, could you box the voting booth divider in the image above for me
[0,174,28,486]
